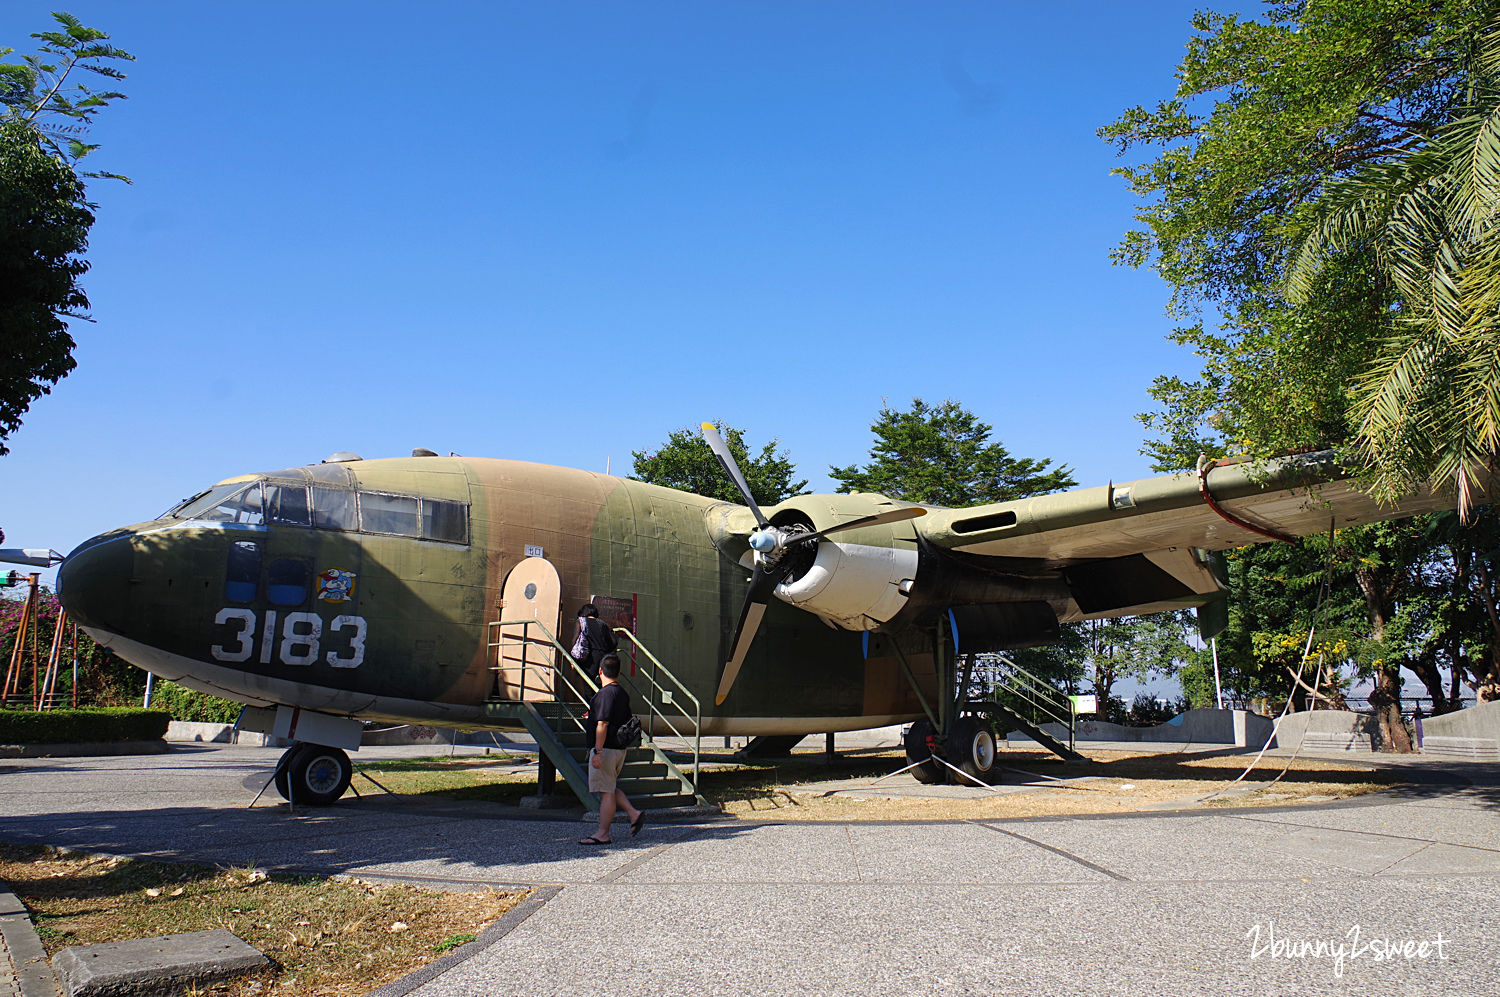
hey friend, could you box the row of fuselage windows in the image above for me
[170,480,469,545]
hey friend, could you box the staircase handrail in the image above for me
[487,618,702,795]
[487,618,599,737]
[612,627,701,788]
[987,652,1076,750]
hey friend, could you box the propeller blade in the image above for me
[700,422,770,529]
[782,506,926,547]
[715,561,789,706]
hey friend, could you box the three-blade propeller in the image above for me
[700,423,924,706]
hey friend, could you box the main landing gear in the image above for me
[890,613,1008,787]
[273,742,353,806]
[903,716,998,785]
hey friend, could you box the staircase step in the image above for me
[617,777,688,797]
[632,792,699,810]
[560,744,659,763]
[619,762,670,779]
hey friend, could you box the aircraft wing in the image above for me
[916,451,1456,566]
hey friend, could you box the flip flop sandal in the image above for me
[579,836,610,845]
[630,812,646,837]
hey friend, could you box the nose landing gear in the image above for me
[272,743,353,805]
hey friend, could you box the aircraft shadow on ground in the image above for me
[0,799,756,882]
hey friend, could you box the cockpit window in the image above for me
[166,483,238,520]
[167,474,468,545]
[266,482,310,526]
[310,485,358,531]
[225,541,260,603]
[360,492,420,536]
[176,483,264,525]
[422,499,468,543]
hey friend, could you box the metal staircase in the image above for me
[971,652,1085,762]
[484,619,706,811]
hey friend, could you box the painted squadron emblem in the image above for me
[317,567,357,603]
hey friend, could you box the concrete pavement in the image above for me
[2,745,1498,995]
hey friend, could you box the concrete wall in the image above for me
[1013,708,1274,747]
[1418,701,1500,760]
[165,721,234,743]
[1420,700,1500,740]
[1272,710,1378,753]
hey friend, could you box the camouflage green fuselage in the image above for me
[59,457,937,735]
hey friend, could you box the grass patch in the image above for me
[0,844,525,997]
[351,751,901,809]
[353,755,539,805]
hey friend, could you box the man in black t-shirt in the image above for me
[580,653,644,845]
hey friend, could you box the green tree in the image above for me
[829,399,1076,506]
[1283,21,1500,513]
[631,422,807,505]
[2,12,133,171]
[0,13,131,455]
[0,121,93,455]
[1106,2,1500,739]
[1104,0,1497,488]
[1075,614,1197,710]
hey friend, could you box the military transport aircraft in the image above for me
[51,425,1459,804]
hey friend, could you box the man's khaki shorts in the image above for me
[588,747,627,793]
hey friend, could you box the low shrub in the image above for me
[0,707,170,744]
[148,680,243,724]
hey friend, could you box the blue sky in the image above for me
[2,1,1235,576]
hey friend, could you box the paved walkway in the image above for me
[0,932,18,997]
[1,745,1498,995]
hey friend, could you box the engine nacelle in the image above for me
[704,492,922,632]
[774,538,917,630]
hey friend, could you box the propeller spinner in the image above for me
[700,422,924,705]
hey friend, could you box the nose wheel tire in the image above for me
[903,720,944,784]
[274,743,352,806]
[949,716,996,781]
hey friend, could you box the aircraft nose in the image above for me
[57,529,135,633]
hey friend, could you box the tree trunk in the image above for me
[1474,559,1500,702]
[1368,666,1413,752]
[1408,654,1450,715]
[1355,564,1413,753]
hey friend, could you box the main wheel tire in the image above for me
[903,720,944,784]
[272,743,303,801]
[949,716,997,781]
[283,744,352,806]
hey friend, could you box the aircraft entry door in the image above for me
[495,556,562,701]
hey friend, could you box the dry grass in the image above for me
[348,747,1403,823]
[353,754,536,805]
[714,747,1402,821]
[0,845,525,997]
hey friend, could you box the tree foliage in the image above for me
[1105,0,1499,493]
[829,399,1076,506]
[1108,1,1500,730]
[0,13,131,455]
[0,121,93,455]
[2,11,133,173]
[1283,19,1500,512]
[631,422,807,505]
